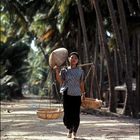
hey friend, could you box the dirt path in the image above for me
[1,96,139,140]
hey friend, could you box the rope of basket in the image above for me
[82,63,101,99]
[36,69,63,120]
[79,63,102,109]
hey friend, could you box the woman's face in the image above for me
[69,54,79,65]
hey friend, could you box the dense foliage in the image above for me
[0,0,139,117]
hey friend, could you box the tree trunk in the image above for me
[93,25,100,99]
[107,0,125,76]
[117,0,134,117]
[132,31,139,117]
[99,34,104,99]
[93,0,116,112]
[136,32,140,115]
[76,0,89,63]
[114,49,119,85]
[126,0,134,14]
[137,0,140,9]
[77,18,83,62]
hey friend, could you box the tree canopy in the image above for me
[0,0,139,118]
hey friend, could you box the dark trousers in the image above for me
[63,93,81,133]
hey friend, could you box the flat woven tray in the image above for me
[37,108,63,120]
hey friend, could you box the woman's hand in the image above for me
[81,93,86,101]
[53,65,59,71]
[53,65,62,84]
[53,65,60,75]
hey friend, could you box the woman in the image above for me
[54,52,86,139]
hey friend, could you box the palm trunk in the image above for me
[136,33,140,115]
[114,49,119,85]
[107,0,125,70]
[76,0,89,63]
[116,0,134,116]
[99,34,104,98]
[126,0,134,14]
[138,0,140,8]
[94,25,100,99]
[107,0,126,86]
[76,19,82,60]
[93,0,116,112]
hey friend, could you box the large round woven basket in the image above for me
[37,108,63,120]
[81,98,102,109]
[49,48,68,68]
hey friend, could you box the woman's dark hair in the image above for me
[69,52,79,59]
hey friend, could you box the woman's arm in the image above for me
[80,81,86,100]
[54,66,62,84]
[80,81,85,95]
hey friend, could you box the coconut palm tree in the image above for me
[92,0,117,113]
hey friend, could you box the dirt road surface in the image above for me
[1,96,139,140]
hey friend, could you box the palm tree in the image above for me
[106,0,125,84]
[92,0,116,113]
[76,0,89,63]
[116,0,134,116]
[136,34,140,113]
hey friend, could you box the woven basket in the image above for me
[37,108,63,120]
[81,98,102,109]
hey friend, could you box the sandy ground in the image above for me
[1,95,139,140]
